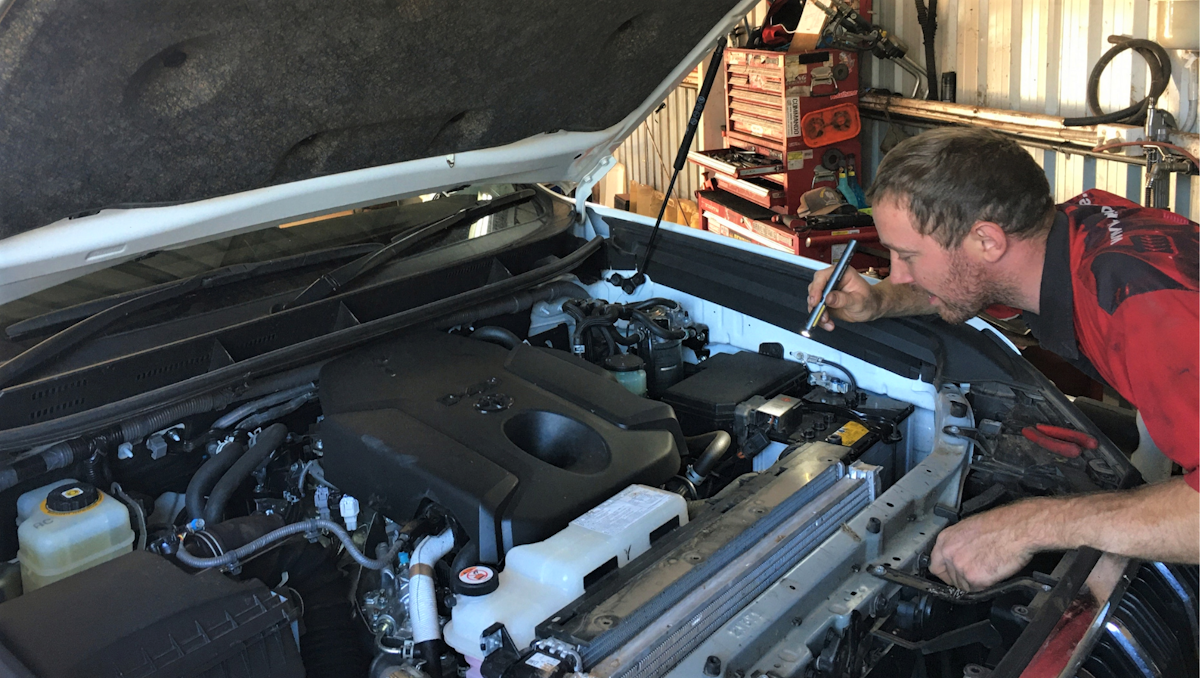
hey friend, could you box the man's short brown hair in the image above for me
[865,127,1056,248]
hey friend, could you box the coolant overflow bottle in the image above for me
[17,482,134,591]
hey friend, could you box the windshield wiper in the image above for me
[5,244,383,343]
[0,243,381,389]
[278,189,535,311]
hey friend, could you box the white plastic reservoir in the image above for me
[17,481,134,591]
[443,484,687,668]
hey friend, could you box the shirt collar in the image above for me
[1022,211,1078,359]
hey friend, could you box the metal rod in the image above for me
[801,239,858,337]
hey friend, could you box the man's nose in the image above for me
[889,253,913,284]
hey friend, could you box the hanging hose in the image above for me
[407,529,456,678]
[1063,38,1171,127]
[914,0,938,100]
[203,423,289,525]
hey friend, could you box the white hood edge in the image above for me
[0,1,757,306]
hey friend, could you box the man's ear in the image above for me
[967,221,1008,263]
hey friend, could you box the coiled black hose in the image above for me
[185,440,247,522]
[1064,38,1171,127]
[203,423,289,525]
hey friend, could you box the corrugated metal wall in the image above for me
[613,80,704,202]
[863,0,1198,220]
[615,0,1198,221]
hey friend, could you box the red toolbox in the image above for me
[689,46,868,216]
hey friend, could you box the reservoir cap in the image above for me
[45,482,99,513]
[603,354,645,373]
[455,565,499,596]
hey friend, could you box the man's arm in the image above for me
[929,477,1200,592]
[805,266,935,331]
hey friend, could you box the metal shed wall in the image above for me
[863,0,1198,220]
[613,1,1198,221]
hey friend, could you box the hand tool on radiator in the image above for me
[801,238,858,337]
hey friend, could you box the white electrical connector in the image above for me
[314,486,331,521]
[340,495,360,532]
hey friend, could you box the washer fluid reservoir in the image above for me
[18,481,134,591]
[443,485,687,675]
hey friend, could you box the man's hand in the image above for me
[929,501,1041,591]
[805,265,881,331]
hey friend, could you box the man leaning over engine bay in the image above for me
[805,127,1199,593]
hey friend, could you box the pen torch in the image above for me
[801,239,859,338]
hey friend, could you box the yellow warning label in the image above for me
[62,488,83,499]
[833,422,870,446]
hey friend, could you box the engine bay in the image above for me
[0,280,1157,678]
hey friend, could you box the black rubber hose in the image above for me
[203,423,288,525]
[630,298,681,310]
[602,325,641,346]
[185,440,247,522]
[432,280,589,329]
[914,0,939,100]
[451,539,480,573]
[1063,38,1170,126]
[688,430,733,478]
[470,326,521,350]
[418,640,444,678]
[630,309,687,340]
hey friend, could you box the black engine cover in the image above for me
[318,331,683,563]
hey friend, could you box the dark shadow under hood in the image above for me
[0,0,740,237]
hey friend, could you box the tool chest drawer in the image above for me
[687,149,784,178]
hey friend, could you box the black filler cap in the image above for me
[45,482,100,513]
[603,354,645,373]
[454,565,499,597]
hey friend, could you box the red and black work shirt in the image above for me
[1022,190,1199,490]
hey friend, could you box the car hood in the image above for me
[0,0,752,303]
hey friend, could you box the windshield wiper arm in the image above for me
[0,243,382,389]
[278,189,536,311]
[5,243,383,343]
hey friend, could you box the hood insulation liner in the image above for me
[0,0,739,237]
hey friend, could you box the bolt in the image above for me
[703,656,722,676]
[866,517,881,534]
[791,616,804,626]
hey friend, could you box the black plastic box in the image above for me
[0,551,302,678]
[661,351,809,435]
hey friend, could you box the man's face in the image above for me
[873,198,1000,324]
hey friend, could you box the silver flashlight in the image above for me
[801,239,859,338]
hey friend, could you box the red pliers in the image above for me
[1021,424,1099,458]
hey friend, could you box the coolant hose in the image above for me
[203,423,288,525]
[211,383,316,430]
[408,529,456,678]
[175,518,408,570]
[470,326,521,350]
[185,440,247,522]
[687,430,733,480]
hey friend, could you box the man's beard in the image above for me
[932,248,1017,324]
